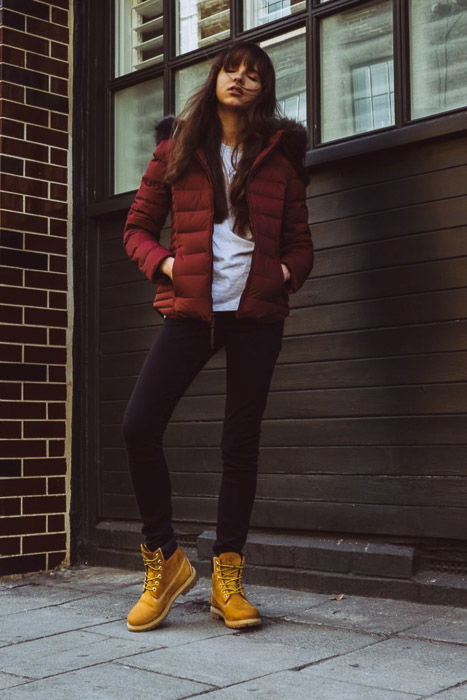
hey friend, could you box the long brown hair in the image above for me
[164,41,280,237]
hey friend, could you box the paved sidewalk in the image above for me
[0,563,466,699]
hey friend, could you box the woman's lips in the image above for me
[228,87,243,96]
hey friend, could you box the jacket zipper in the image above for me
[236,179,257,319]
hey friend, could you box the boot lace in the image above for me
[217,561,245,597]
[142,550,163,592]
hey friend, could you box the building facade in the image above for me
[1,0,467,601]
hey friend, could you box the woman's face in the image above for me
[215,60,262,109]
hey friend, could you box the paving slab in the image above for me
[0,584,91,615]
[426,683,467,699]
[0,661,213,700]
[398,608,467,645]
[0,629,163,680]
[201,669,422,699]
[285,594,449,635]
[0,673,32,692]
[115,633,325,686]
[302,637,467,696]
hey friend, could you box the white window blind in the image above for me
[115,0,164,76]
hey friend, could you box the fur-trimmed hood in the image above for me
[154,114,309,182]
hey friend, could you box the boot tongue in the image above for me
[219,552,242,565]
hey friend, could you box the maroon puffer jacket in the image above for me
[123,115,313,323]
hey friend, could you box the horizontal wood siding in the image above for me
[98,133,467,541]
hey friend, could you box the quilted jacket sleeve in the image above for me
[280,168,314,294]
[123,140,172,283]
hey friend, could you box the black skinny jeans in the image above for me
[122,311,284,557]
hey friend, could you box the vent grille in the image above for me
[423,557,467,575]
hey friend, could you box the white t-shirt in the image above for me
[211,143,254,312]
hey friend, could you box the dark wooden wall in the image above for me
[98,132,467,543]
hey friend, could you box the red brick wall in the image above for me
[0,0,71,576]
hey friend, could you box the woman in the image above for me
[122,40,313,632]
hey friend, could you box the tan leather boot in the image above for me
[127,543,198,631]
[210,551,261,629]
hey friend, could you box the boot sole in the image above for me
[127,565,198,632]
[210,604,261,629]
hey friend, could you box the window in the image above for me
[243,0,305,29]
[176,0,230,55]
[410,0,467,119]
[115,0,164,77]
[104,0,467,199]
[320,0,394,143]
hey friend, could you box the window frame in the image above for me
[86,0,467,212]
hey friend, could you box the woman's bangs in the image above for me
[222,47,263,77]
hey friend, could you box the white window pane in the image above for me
[114,78,164,194]
[410,0,467,119]
[176,0,230,56]
[243,0,305,30]
[175,57,212,114]
[115,0,164,77]
[261,28,307,125]
[320,0,394,143]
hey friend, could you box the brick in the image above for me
[0,537,21,556]
[0,9,26,31]
[50,112,67,131]
[0,439,46,458]
[1,515,46,535]
[0,228,23,247]
[0,343,22,362]
[23,532,66,554]
[49,328,65,345]
[49,439,64,456]
[1,249,48,271]
[24,420,65,438]
[26,87,68,113]
[27,124,68,149]
[51,7,68,26]
[25,307,67,327]
[50,76,67,96]
[0,362,46,381]
[50,147,67,165]
[3,1,50,20]
[0,553,46,576]
[49,182,67,200]
[49,254,66,273]
[1,324,47,344]
[25,233,66,254]
[1,98,48,126]
[24,458,66,476]
[0,44,25,67]
[48,476,65,494]
[0,117,25,139]
[51,41,67,60]
[0,286,47,306]
[0,497,21,516]
[25,160,67,183]
[1,134,49,161]
[1,191,23,211]
[0,422,21,438]
[47,398,65,415]
[0,266,23,285]
[47,0,69,9]
[24,345,66,363]
[0,154,23,175]
[0,81,24,101]
[0,383,21,400]
[23,494,66,514]
[49,219,67,235]
[0,401,45,419]
[2,210,47,234]
[49,291,67,308]
[27,17,69,44]
[47,513,65,531]
[26,197,67,218]
[1,477,46,496]
[27,51,68,78]
[0,27,49,56]
[25,269,67,290]
[24,383,66,400]
[1,63,48,90]
[0,459,21,477]
[0,305,22,323]
[48,550,66,568]
[1,174,47,197]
